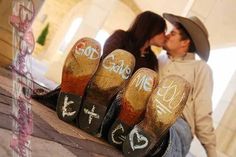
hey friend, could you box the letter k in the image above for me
[62,96,76,117]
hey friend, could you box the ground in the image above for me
[0,67,123,157]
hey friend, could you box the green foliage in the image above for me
[37,23,49,46]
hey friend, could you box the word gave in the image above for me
[102,54,132,80]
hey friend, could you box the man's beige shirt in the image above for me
[158,52,216,157]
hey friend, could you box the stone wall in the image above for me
[215,71,236,156]
[32,0,81,57]
[0,0,44,67]
[0,0,13,67]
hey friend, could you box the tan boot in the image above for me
[123,75,190,157]
[77,49,135,135]
[56,37,101,122]
[108,68,158,148]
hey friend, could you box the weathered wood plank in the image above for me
[0,67,124,156]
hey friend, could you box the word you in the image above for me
[155,80,186,115]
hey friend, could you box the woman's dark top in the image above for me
[102,30,158,72]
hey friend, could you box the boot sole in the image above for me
[108,68,158,147]
[56,37,101,122]
[77,49,135,135]
[122,75,190,156]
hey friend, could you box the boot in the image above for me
[56,37,101,122]
[108,68,158,149]
[77,49,135,135]
[123,75,190,157]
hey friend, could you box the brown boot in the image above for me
[56,37,101,122]
[108,68,158,148]
[77,49,135,135]
[123,75,190,157]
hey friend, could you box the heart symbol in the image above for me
[129,127,148,151]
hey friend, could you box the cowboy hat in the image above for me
[163,13,210,61]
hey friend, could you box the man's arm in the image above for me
[193,61,217,157]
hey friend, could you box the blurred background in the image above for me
[0,0,236,156]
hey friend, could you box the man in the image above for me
[156,13,216,156]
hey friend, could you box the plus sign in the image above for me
[83,105,100,124]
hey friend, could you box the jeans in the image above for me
[161,118,193,157]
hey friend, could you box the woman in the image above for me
[102,10,166,72]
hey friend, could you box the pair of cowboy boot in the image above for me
[56,37,136,135]
[107,68,159,149]
[106,66,190,157]
[121,75,191,157]
[35,37,190,157]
